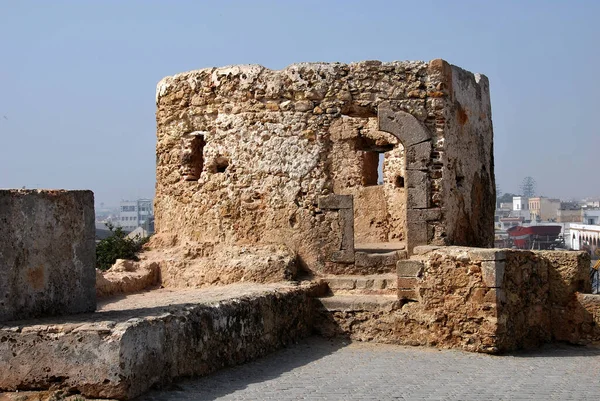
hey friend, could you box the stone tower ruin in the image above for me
[154,59,495,280]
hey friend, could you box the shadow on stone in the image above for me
[142,337,348,400]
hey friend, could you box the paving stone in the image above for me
[141,336,600,401]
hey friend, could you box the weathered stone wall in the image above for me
[443,65,495,247]
[0,284,315,400]
[154,60,494,282]
[317,247,591,353]
[575,293,600,342]
[0,190,96,321]
[316,247,500,352]
[498,250,590,349]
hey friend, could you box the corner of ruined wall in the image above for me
[430,62,495,248]
[398,247,592,352]
[495,250,552,350]
[399,246,504,353]
[540,250,595,343]
[496,249,592,349]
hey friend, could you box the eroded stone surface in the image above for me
[152,59,494,284]
[96,259,160,298]
[0,189,96,322]
[315,247,591,354]
[0,283,315,400]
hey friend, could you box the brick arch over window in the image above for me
[378,105,439,255]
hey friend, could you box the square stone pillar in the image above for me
[0,189,96,321]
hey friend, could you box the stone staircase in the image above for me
[316,242,407,311]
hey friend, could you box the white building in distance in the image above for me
[118,199,154,232]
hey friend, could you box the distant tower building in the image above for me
[118,199,154,233]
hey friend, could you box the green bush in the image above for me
[96,223,149,271]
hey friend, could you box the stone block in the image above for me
[397,277,417,289]
[406,170,429,209]
[468,248,506,262]
[330,250,355,264]
[318,194,353,210]
[355,251,399,268]
[481,261,505,288]
[0,189,96,322]
[397,260,424,277]
[319,194,355,264]
[398,289,417,300]
[326,277,356,291]
[355,278,375,290]
[405,141,431,171]
[378,108,431,147]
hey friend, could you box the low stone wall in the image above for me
[316,247,502,353]
[576,293,600,342]
[0,189,96,321]
[315,247,591,353]
[0,284,315,400]
[499,250,590,349]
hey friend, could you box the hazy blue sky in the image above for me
[0,0,598,206]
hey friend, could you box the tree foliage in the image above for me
[520,176,537,198]
[96,223,149,271]
[497,192,518,205]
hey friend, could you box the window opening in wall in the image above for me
[213,156,229,173]
[377,153,385,185]
[362,151,380,186]
[395,175,405,188]
[357,137,393,187]
[180,132,206,181]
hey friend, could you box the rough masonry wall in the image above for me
[0,284,315,400]
[441,65,495,247]
[318,247,591,353]
[316,246,501,353]
[0,190,96,321]
[497,250,590,349]
[154,60,494,280]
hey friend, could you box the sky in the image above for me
[0,0,598,206]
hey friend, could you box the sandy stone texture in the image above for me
[315,247,591,354]
[0,189,96,322]
[152,59,495,284]
[0,283,316,400]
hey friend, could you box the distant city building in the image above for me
[570,224,600,253]
[583,198,600,208]
[582,209,600,225]
[528,197,560,222]
[512,196,531,220]
[118,199,154,233]
[557,209,583,223]
[557,202,582,223]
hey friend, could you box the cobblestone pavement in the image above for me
[142,337,600,401]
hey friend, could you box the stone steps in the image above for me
[319,274,397,295]
[322,249,407,275]
[316,294,399,312]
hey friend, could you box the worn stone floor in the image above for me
[142,336,600,401]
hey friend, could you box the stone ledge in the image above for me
[316,295,399,312]
[0,283,315,400]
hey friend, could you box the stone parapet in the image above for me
[317,247,591,353]
[0,283,315,400]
